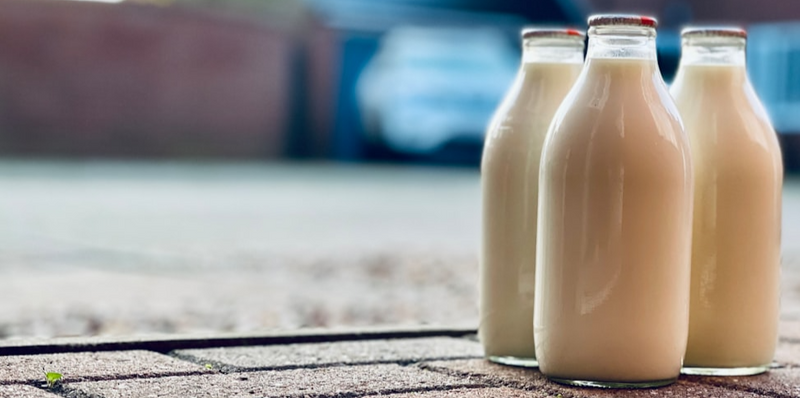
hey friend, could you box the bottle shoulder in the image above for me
[547,78,684,145]
[541,70,690,178]
[673,82,780,153]
[485,83,573,146]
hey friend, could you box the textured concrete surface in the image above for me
[0,385,59,397]
[781,320,800,340]
[65,364,477,398]
[686,370,800,398]
[556,382,768,398]
[173,337,482,370]
[0,350,208,384]
[0,162,479,338]
[421,359,550,390]
[775,341,800,367]
[376,387,554,397]
[421,359,770,398]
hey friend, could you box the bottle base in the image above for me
[547,376,677,389]
[487,356,539,368]
[681,365,770,376]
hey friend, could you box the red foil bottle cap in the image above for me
[588,14,659,29]
[681,27,747,39]
[522,28,586,39]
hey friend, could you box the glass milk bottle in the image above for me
[670,28,783,376]
[480,28,585,367]
[534,15,693,387]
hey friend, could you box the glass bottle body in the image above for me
[670,33,782,377]
[480,33,584,368]
[534,21,693,387]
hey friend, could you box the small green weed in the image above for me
[44,371,62,388]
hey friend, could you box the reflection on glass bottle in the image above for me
[671,27,783,377]
[480,27,585,368]
[534,15,693,388]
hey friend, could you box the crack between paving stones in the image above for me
[168,351,483,374]
[416,362,589,398]
[168,351,247,374]
[0,330,479,356]
[3,370,212,388]
[24,368,487,398]
[281,383,486,398]
[0,356,486,393]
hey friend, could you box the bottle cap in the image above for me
[522,28,586,39]
[681,27,747,39]
[588,14,658,28]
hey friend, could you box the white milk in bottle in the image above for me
[670,27,783,376]
[480,28,585,367]
[535,15,693,387]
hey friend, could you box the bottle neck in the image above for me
[678,37,746,67]
[522,38,584,64]
[586,27,657,61]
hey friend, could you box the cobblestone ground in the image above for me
[7,333,800,397]
[0,161,798,339]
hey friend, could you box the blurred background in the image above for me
[0,0,799,339]
[0,0,798,165]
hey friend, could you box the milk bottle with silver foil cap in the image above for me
[534,15,693,387]
[480,28,585,367]
[670,27,783,376]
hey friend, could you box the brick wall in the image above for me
[0,0,311,158]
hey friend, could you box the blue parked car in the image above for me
[356,26,519,156]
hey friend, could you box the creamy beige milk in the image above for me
[480,61,582,361]
[671,65,782,370]
[535,58,693,383]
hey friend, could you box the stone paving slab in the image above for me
[0,385,59,397]
[775,340,800,367]
[0,333,796,397]
[0,162,483,338]
[422,359,769,398]
[0,350,209,384]
[781,320,800,341]
[376,387,553,397]
[554,381,768,398]
[686,369,800,398]
[172,337,482,370]
[421,359,550,390]
[65,363,479,398]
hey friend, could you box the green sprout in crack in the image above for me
[43,370,62,388]
[205,363,213,370]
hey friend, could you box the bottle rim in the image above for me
[522,28,586,39]
[681,27,747,39]
[588,14,658,29]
